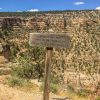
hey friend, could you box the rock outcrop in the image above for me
[0,10,100,32]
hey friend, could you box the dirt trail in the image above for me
[0,83,64,100]
[0,76,65,100]
[0,83,42,100]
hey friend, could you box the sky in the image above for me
[0,0,100,12]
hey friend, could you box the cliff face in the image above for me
[0,10,100,32]
[0,17,27,30]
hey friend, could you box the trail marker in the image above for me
[29,33,71,100]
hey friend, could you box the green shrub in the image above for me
[67,84,75,93]
[40,82,59,94]
[10,47,45,80]
[76,89,90,98]
[50,83,59,93]
[7,77,24,87]
[11,57,36,79]
[50,75,59,84]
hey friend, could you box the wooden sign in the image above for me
[29,33,70,48]
[29,33,71,100]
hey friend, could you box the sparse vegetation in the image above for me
[50,83,59,93]
[40,82,59,94]
[7,77,24,87]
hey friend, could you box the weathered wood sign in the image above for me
[29,33,71,100]
[29,33,70,48]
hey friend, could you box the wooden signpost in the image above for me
[29,33,71,100]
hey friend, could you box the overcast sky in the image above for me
[0,0,100,12]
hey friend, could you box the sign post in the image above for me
[29,33,70,100]
[43,47,53,100]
